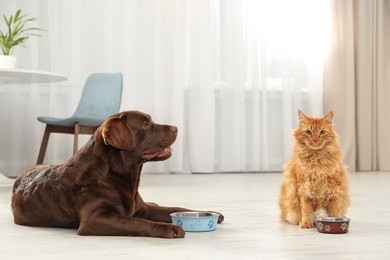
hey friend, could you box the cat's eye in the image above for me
[305,130,312,135]
[319,130,326,135]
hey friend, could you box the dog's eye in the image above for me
[305,130,312,135]
[142,121,150,128]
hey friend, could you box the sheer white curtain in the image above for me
[213,0,328,172]
[0,0,329,176]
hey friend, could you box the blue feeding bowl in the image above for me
[170,212,220,232]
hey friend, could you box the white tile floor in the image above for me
[1,171,390,259]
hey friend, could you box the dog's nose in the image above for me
[170,126,178,135]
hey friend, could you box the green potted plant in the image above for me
[0,9,43,68]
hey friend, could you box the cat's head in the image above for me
[294,110,335,150]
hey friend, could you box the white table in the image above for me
[0,68,67,84]
[0,68,67,185]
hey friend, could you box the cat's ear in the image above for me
[323,111,333,125]
[298,109,309,125]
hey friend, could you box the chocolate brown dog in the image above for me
[11,110,224,238]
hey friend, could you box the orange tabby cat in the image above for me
[279,110,350,228]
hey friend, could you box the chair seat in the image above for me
[37,116,106,127]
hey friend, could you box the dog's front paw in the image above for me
[207,211,224,223]
[299,219,313,228]
[159,223,186,239]
[217,212,224,223]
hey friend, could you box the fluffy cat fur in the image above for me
[279,110,350,228]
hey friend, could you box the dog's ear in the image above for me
[102,113,136,151]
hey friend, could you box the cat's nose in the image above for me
[313,139,318,143]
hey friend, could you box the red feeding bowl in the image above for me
[315,217,351,234]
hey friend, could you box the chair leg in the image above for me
[36,125,52,165]
[73,122,79,154]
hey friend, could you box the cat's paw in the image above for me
[299,219,313,228]
[312,208,328,219]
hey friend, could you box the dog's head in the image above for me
[101,110,177,162]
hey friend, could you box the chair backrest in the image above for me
[72,73,123,119]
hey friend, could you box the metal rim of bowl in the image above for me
[314,217,351,222]
[170,212,220,218]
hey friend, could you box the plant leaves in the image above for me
[0,9,44,55]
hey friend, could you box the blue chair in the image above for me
[36,72,123,164]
